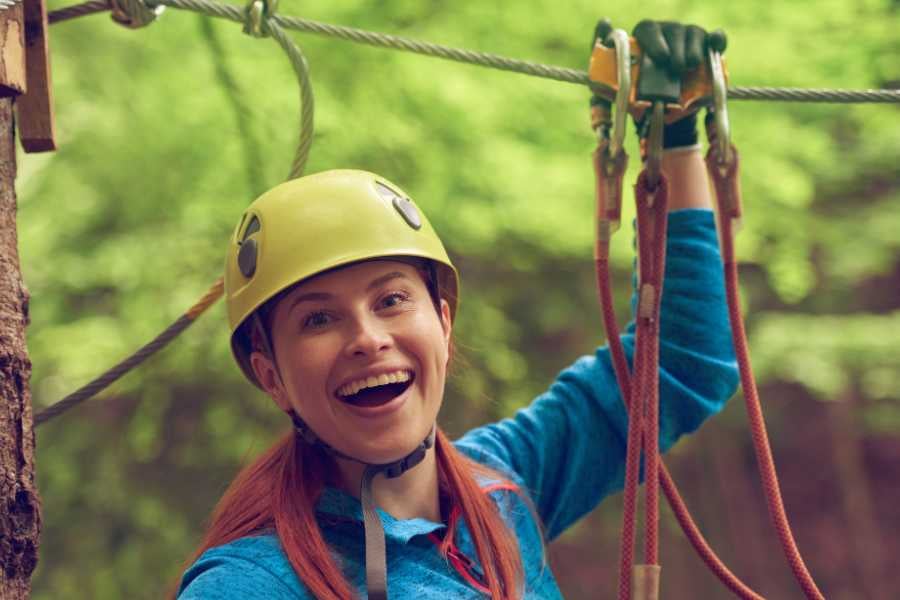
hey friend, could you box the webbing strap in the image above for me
[361,466,388,600]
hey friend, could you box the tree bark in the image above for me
[0,97,40,598]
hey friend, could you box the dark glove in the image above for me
[591,19,727,148]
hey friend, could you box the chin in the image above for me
[348,423,433,466]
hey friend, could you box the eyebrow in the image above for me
[286,271,411,312]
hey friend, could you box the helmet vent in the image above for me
[375,182,422,230]
[237,215,261,278]
[393,197,422,230]
[241,215,261,241]
[238,239,258,278]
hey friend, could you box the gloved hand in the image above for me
[591,19,727,148]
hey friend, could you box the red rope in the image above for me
[707,144,824,600]
[633,170,669,566]
[593,142,764,600]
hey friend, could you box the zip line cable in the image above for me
[46,0,900,103]
[29,0,899,428]
[47,0,108,24]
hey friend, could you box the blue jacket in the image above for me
[178,209,739,598]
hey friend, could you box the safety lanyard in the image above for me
[589,28,825,600]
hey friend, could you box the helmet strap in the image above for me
[290,410,436,600]
[290,410,436,476]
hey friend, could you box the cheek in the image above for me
[281,339,335,394]
[413,314,450,374]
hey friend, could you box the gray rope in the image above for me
[49,0,900,104]
[266,19,314,179]
[35,315,194,426]
[34,0,313,425]
[273,11,592,87]
[728,86,900,103]
[48,0,109,24]
[154,0,313,178]
[34,279,225,427]
[151,0,900,104]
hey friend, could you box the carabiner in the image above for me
[606,29,631,160]
[708,48,732,166]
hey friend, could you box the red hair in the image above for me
[175,427,524,599]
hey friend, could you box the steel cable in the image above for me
[43,0,898,103]
[34,278,224,427]
[157,0,900,104]
[47,0,109,24]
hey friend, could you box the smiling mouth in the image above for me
[338,376,415,408]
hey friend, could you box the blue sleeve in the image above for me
[178,550,306,600]
[454,209,739,541]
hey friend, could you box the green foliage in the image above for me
[751,312,900,399]
[21,1,899,598]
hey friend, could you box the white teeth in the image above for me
[337,370,412,397]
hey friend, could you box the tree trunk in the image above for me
[0,97,40,598]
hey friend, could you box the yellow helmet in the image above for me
[225,169,459,387]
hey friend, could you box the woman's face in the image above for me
[251,260,452,464]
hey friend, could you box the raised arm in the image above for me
[455,199,738,541]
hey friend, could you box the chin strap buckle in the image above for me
[382,428,436,479]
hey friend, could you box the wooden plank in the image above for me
[17,0,55,152]
[0,3,26,98]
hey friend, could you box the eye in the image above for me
[379,291,410,310]
[303,311,334,330]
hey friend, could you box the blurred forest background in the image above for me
[15,0,898,598]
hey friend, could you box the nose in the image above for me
[343,314,393,358]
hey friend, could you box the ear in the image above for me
[249,350,291,413]
[439,298,452,344]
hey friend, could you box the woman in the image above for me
[177,20,737,600]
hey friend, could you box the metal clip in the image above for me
[243,0,278,37]
[708,48,732,166]
[109,0,164,29]
[605,28,631,160]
